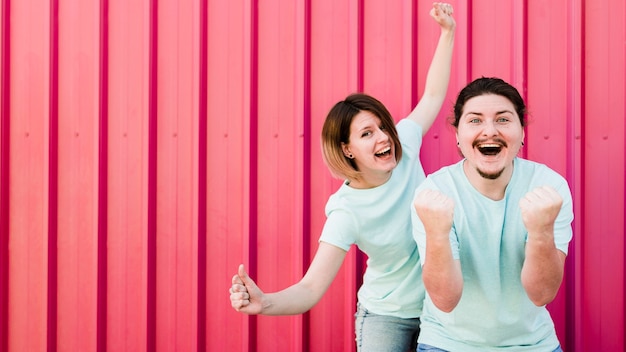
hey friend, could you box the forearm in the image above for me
[422,27,455,102]
[408,27,455,131]
[521,237,566,306]
[260,282,323,316]
[422,237,463,312]
[261,242,345,315]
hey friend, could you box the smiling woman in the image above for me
[228,4,457,351]
[321,94,401,183]
[333,99,400,189]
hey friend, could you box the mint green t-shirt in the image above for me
[319,119,426,319]
[411,158,574,351]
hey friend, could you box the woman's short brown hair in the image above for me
[321,93,402,181]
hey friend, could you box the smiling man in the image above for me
[410,77,574,352]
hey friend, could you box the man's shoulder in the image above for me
[517,158,566,180]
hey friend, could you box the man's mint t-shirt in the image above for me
[411,158,574,351]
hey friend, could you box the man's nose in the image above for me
[482,121,499,136]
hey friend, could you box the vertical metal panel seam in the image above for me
[97,0,109,351]
[577,2,585,348]
[564,0,580,349]
[565,1,586,350]
[197,0,207,350]
[521,0,528,156]
[356,0,363,92]
[48,0,59,350]
[147,0,158,350]
[248,0,259,350]
[0,0,10,350]
[622,0,626,344]
[411,0,418,108]
[466,0,473,80]
[301,0,311,349]
[354,0,366,291]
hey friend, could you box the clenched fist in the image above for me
[519,186,563,239]
[414,189,455,238]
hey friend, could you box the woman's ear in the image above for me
[341,143,353,159]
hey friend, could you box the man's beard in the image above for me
[477,167,504,180]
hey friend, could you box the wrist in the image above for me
[441,24,456,35]
[426,233,451,249]
[259,296,272,315]
[526,232,556,248]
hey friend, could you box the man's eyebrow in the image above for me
[464,110,514,116]
[496,110,515,115]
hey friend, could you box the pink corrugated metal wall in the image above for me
[0,0,624,351]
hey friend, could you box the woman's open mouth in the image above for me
[375,146,391,158]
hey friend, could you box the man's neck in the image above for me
[463,161,513,201]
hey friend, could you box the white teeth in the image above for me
[375,146,391,155]
[478,143,500,148]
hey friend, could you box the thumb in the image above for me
[236,264,256,288]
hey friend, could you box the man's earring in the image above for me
[347,153,353,159]
[521,142,525,146]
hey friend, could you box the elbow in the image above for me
[527,291,558,307]
[424,281,463,313]
[431,297,460,313]
[530,299,548,308]
[522,281,559,307]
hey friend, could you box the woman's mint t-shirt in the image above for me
[319,119,426,319]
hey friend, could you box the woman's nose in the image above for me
[375,128,389,141]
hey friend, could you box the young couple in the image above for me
[229,3,572,351]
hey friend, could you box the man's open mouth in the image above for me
[477,143,503,156]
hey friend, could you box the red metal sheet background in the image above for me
[0,0,624,351]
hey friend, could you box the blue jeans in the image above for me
[354,303,421,352]
[418,343,564,351]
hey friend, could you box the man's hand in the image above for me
[519,186,563,240]
[414,188,454,239]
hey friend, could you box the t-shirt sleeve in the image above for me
[396,119,423,157]
[410,187,427,265]
[319,209,357,252]
[553,179,574,255]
